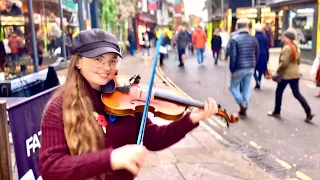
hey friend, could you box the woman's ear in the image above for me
[76,58,82,69]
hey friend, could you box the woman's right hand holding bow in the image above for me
[111,145,148,175]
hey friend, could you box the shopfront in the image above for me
[235,7,282,46]
[269,0,318,62]
[135,12,156,50]
[0,0,24,39]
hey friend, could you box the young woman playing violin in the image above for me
[39,29,219,180]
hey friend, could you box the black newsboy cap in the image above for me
[70,28,122,58]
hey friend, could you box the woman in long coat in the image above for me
[254,24,269,89]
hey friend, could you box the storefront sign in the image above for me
[0,15,25,25]
[267,0,291,4]
[7,86,59,180]
[147,0,158,10]
[136,13,156,24]
[236,7,258,18]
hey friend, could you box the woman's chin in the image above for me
[96,79,111,86]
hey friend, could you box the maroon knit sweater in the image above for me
[39,84,199,180]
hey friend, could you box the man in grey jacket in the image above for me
[176,26,190,67]
[229,18,259,116]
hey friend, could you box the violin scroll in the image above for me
[215,104,239,127]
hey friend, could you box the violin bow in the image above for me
[136,34,163,145]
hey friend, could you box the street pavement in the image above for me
[114,52,276,180]
[159,48,320,180]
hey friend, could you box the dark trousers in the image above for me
[11,54,19,67]
[39,52,43,66]
[274,79,311,116]
[129,43,135,56]
[178,48,185,65]
[188,44,194,54]
[212,50,220,64]
[159,53,165,65]
[254,70,263,84]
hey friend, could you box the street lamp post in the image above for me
[90,0,99,28]
[27,0,39,72]
[58,0,67,60]
[78,0,85,30]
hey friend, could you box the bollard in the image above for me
[0,100,13,180]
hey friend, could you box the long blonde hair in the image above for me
[62,54,105,155]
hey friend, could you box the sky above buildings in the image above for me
[184,0,207,21]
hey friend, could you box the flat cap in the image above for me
[283,31,295,41]
[70,28,122,58]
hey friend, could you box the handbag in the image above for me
[159,46,168,54]
[272,73,283,83]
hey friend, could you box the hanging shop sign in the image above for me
[0,15,25,25]
[147,0,158,10]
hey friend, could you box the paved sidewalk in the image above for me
[113,52,276,179]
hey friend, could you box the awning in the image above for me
[21,0,75,19]
[267,0,316,7]
[136,13,156,24]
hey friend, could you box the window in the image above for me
[290,8,314,49]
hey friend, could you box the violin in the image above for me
[101,74,239,127]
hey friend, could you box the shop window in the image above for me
[290,8,314,50]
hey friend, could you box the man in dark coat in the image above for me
[254,24,269,89]
[176,26,190,67]
[211,28,222,65]
[128,28,136,56]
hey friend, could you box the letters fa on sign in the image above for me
[26,131,42,157]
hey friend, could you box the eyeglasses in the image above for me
[91,56,122,70]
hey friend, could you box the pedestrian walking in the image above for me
[128,28,136,56]
[0,41,5,71]
[229,18,259,116]
[159,32,170,66]
[264,22,274,48]
[253,24,269,90]
[187,28,194,55]
[311,51,320,97]
[192,26,207,67]
[37,39,44,67]
[39,28,219,180]
[211,28,222,65]
[142,32,151,57]
[220,27,229,61]
[176,25,189,67]
[8,32,23,69]
[268,30,315,122]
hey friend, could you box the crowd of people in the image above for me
[143,19,319,123]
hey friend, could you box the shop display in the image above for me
[289,8,314,49]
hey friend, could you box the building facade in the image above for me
[267,0,318,62]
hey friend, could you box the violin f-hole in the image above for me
[130,99,146,104]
